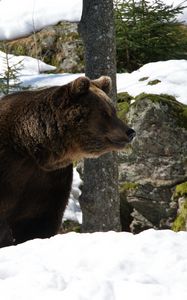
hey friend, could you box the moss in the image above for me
[135,92,176,103]
[175,182,187,197]
[134,93,187,129]
[182,107,187,123]
[172,199,187,232]
[11,44,27,56]
[172,182,187,232]
[120,182,139,193]
[61,220,81,233]
[0,21,84,73]
[139,76,149,81]
[117,92,133,103]
[117,92,133,121]
[117,102,129,121]
[147,79,161,85]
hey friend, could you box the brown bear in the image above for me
[0,76,135,248]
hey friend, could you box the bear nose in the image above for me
[126,128,136,142]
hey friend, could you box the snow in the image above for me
[117,59,187,105]
[0,0,187,40]
[0,229,187,300]
[0,0,83,40]
[0,50,56,75]
[63,168,82,224]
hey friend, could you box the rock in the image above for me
[0,21,84,73]
[119,93,187,233]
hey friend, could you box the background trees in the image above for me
[114,0,187,72]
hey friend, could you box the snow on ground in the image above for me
[63,168,82,224]
[1,51,187,105]
[15,58,187,105]
[0,0,187,40]
[0,229,187,300]
[0,0,82,40]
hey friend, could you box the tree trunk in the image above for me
[78,0,121,232]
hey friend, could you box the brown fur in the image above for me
[0,76,135,247]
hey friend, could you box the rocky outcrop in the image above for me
[0,22,84,73]
[118,93,187,233]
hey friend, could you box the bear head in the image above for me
[49,76,135,169]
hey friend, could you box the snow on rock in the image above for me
[117,59,187,105]
[0,0,186,41]
[0,229,187,300]
[0,0,82,40]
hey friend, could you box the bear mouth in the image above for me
[107,137,128,148]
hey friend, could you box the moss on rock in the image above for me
[139,76,149,82]
[172,182,187,232]
[117,92,133,122]
[172,199,187,232]
[0,21,84,73]
[134,93,187,129]
[61,220,80,233]
[175,182,187,197]
[147,79,161,85]
[120,182,139,193]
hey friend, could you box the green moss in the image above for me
[117,92,133,103]
[62,220,81,233]
[147,79,161,85]
[135,92,176,103]
[139,76,149,81]
[134,93,187,129]
[182,107,187,122]
[120,182,139,193]
[117,92,133,121]
[172,182,187,232]
[117,101,129,121]
[172,199,187,232]
[175,182,187,197]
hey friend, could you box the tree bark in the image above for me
[78,0,121,232]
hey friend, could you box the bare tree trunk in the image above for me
[78,0,121,232]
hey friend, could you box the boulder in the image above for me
[118,93,187,233]
[0,21,84,73]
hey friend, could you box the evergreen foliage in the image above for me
[114,0,187,72]
[0,46,23,95]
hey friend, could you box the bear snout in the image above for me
[126,128,136,142]
[106,121,136,149]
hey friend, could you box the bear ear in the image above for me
[70,76,90,95]
[91,76,112,94]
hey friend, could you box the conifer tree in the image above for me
[114,0,187,71]
[0,47,23,95]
